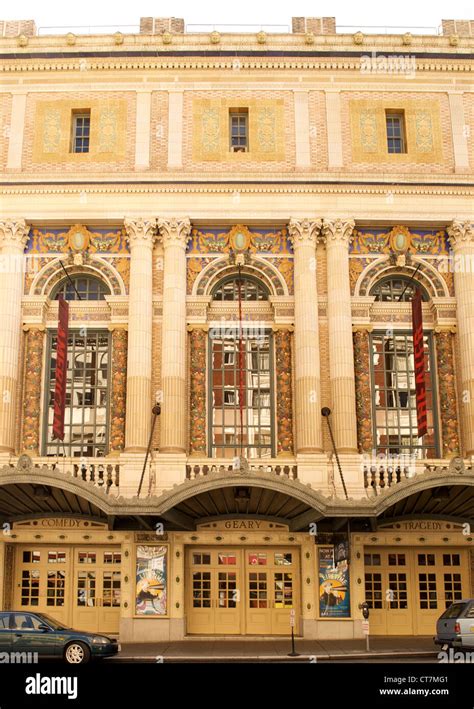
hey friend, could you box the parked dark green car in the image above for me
[0,611,120,664]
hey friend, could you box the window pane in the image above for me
[45,332,110,457]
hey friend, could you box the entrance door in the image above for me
[187,549,242,635]
[245,549,299,635]
[364,547,469,636]
[14,545,121,634]
[74,548,122,633]
[186,546,300,636]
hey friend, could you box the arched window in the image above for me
[370,276,429,303]
[212,275,269,302]
[52,275,110,301]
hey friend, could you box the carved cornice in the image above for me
[321,218,355,247]
[447,220,474,249]
[288,218,321,248]
[1,56,474,75]
[123,217,157,248]
[157,217,191,249]
[0,218,29,251]
[2,184,474,198]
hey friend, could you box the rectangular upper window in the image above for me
[370,331,438,459]
[385,111,406,154]
[71,110,91,153]
[229,108,249,153]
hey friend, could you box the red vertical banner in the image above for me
[52,296,69,441]
[411,288,427,438]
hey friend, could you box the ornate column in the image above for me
[434,328,460,457]
[21,327,45,455]
[0,219,29,453]
[123,218,157,452]
[353,327,374,454]
[321,219,358,453]
[288,218,323,453]
[109,327,128,453]
[189,327,207,455]
[158,217,191,453]
[275,328,294,456]
[447,220,474,457]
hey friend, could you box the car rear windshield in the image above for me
[440,603,467,619]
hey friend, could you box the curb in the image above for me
[110,650,438,663]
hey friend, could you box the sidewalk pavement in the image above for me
[110,636,438,662]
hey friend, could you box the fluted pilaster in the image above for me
[447,219,474,456]
[158,217,191,453]
[321,218,358,453]
[0,219,29,452]
[123,217,157,451]
[288,218,323,453]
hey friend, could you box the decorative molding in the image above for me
[2,184,474,198]
[275,329,294,455]
[353,329,373,453]
[189,329,207,455]
[435,330,460,457]
[109,329,128,452]
[30,255,126,297]
[21,328,45,455]
[288,218,321,247]
[321,218,355,247]
[0,219,29,251]
[157,217,191,248]
[447,220,474,249]
[123,217,157,248]
[1,56,474,75]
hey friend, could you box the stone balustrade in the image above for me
[186,459,298,480]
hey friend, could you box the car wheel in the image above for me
[64,642,91,665]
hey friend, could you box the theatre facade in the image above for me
[0,15,473,641]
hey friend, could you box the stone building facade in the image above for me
[0,16,473,641]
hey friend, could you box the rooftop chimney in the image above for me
[292,17,336,35]
[441,19,474,36]
[139,17,185,34]
[0,20,36,37]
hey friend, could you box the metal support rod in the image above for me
[321,407,349,500]
[59,259,83,300]
[137,404,161,498]
[397,261,422,302]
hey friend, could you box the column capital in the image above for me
[0,219,29,251]
[321,218,355,247]
[124,217,157,248]
[447,220,474,249]
[288,218,321,247]
[157,217,191,248]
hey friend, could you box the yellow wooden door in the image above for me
[14,546,71,627]
[73,548,121,633]
[414,548,470,635]
[186,549,242,635]
[245,550,272,634]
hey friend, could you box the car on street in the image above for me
[0,611,120,664]
[434,599,474,650]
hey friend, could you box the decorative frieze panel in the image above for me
[21,328,44,455]
[189,329,207,455]
[109,328,127,452]
[353,329,373,453]
[275,329,294,455]
[435,330,460,457]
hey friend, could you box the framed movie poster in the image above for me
[318,546,351,618]
[135,545,168,616]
